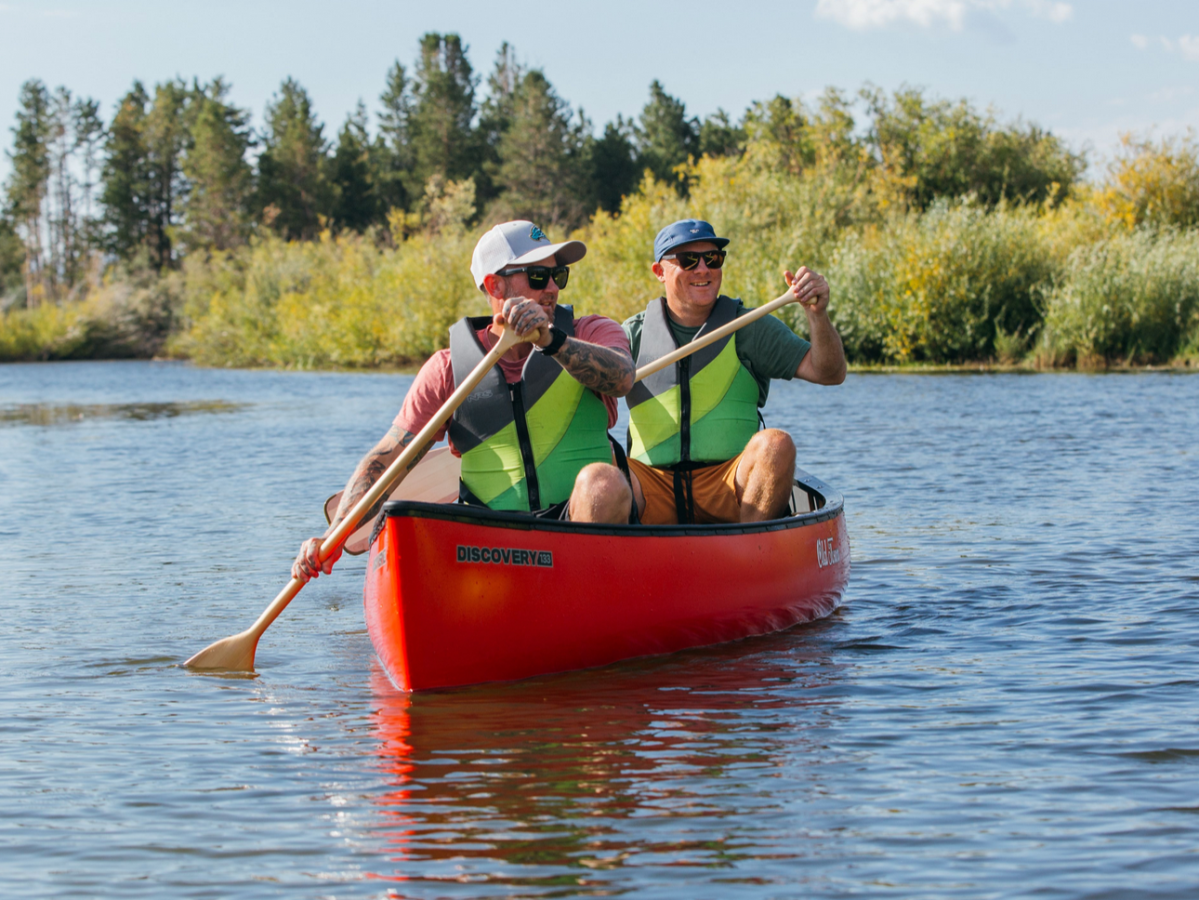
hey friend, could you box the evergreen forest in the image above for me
[3,32,1199,368]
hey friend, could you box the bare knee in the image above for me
[746,428,796,469]
[736,429,796,521]
[569,463,632,524]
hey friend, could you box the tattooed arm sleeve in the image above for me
[329,425,430,529]
[552,339,635,397]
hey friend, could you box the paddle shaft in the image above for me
[185,326,527,668]
[257,327,524,636]
[634,292,799,383]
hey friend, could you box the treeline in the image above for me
[2,32,1198,367]
[1,31,1085,306]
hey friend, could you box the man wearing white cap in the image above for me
[293,220,636,584]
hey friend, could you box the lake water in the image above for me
[1,360,1197,899]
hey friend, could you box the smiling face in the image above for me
[652,240,723,325]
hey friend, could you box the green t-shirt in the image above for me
[622,297,811,407]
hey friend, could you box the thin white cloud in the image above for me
[814,0,1072,31]
[1132,33,1199,62]
[1147,85,1194,104]
[1017,0,1072,22]
[815,0,969,30]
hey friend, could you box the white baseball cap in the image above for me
[470,220,587,289]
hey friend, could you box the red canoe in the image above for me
[362,453,850,692]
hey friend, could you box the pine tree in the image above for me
[476,42,524,206]
[179,78,253,253]
[0,217,22,300]
[142,79,190,268]
[257,77,331,240]
[584,117,639,213]
[100,82,150,262]
[46,86,79,291]
[407,33,479,197]
[4,79,53,305]
[491,70,587,229]
[375,60,413,214]
[72,97,105,253]
[331,101,378,233]
[636,81,699,188]
[699,109,746,158]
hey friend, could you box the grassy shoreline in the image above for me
[5,350,1197,378]
[5,159,1199,370]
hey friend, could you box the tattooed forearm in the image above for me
[331,427,425,527]
[553,339,635,396]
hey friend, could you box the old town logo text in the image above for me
[815,537,842,569]
[457,545,554,567]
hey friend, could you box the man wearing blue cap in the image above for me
[622,218,846,525]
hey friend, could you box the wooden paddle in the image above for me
[634,287,803,382]
[184,325,531,671]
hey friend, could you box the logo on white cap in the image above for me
[469,219,587,289]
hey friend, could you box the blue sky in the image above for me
[1,0,1197,184]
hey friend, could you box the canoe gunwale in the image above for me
[373,470,843,541]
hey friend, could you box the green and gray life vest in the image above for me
[627,295,761,467]
[448,305,611,512]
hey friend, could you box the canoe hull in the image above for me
[364,472,850,692]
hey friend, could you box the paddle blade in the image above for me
[184,629,259,671]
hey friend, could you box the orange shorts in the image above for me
[627,454,745,525]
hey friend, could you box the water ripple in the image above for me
[1,362,1198,897]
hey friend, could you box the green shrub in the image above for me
[827,200,1058,363]
[0,303,85,361]
[171,229,489,368]
[1041,228,1199,365]
[569,155,870,330]
[0,270,180,362]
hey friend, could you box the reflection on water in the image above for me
[362,629,846,892]
[0,399,246,426]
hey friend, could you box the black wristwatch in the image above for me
[537,325,568,357]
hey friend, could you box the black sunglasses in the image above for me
[661,250,726,270]
[497,265,570,290]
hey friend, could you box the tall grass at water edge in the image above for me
[5,157,1199,368]
[168,229,489,368]
[1040,229,1199,366]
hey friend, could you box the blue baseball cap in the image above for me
[653,219,729,261]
